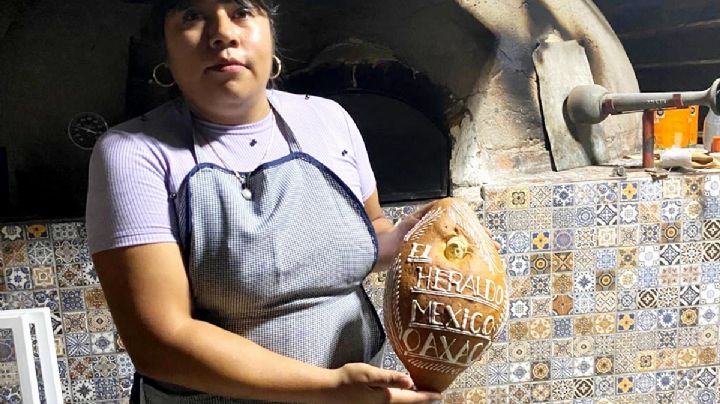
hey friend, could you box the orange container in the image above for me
[712,136,720,153]
[653,105,699,149]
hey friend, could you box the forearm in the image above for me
[372,217,400,272]
[134,318,337,403]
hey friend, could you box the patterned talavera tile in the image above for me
[484,187,507,211]
[704,174,720,196]
[31,266,55,289]
[33,289,59,313]
[575,183,596,206]
[507,210,531,231]
[71,377,96,402]
[553,184,576,207]
[507,186,530,209]
[529,185,552,208]
[639,180,662,201]
[53,239,90,266]
[65,332,91,359]
[27,241,55,267]
[5,267,32,290]
[3,173,720,403]
[594,182,618,204]
[25,224,48,240]
[2,242,28,268]
[0,226,24,241]
[619,225,639,246]
[684,200,704,223]
[621,181,639,201]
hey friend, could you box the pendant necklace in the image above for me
[195,109,275,201]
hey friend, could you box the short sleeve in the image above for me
[85,131,179,255]
[341,109,377,202]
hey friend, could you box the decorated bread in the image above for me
[383,197,508,392]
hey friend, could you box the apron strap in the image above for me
[181,92,303,165]
[267,92,302,154]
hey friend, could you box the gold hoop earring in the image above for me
[269,55,282,80]
[152,62,176,88]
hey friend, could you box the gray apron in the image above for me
[138,98,385,403]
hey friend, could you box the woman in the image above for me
[86,0,442,402]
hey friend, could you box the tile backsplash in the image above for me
[0,171,719,403]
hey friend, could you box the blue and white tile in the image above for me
[553,185,576,207]
[50,223,80,241]
[553,229,575,250]
[508,362,531,383]
[703,197,720,219]
[506,232,531,254]
[93,377,120,400]
[507,255,530,277]
[698,305,719,325]
[33,289,60,312]
[550,358,573,379]
[639,223,661,245]
[638,246,660,267]
[65,333,91,357]
[572,292,596,314]
[659,244,681,266]
[91,332,116,355]
[71,378,96,402]
[595,249,617,270]
[703,174,720,197]
[595,182,619,204]
[553,208,577,228]
[60,289,86,313]
[618,203,639,224]
[639,180,662,201]
[596,204,618,226]
[507,210,531,231]
[655,371,676,391]
[575,183,596,206]
[4,268,32,290]
[636,267,659,289]
[661,200,683,223]
[695,388,717,404]
[656,309,678,329]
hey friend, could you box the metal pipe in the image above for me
[566,78,720,124]
[642,110,655,169]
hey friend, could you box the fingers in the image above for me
[411,203,434,219]
[363,366,414,390]
[403,203,434,226]
[387,387,443,403]
[394,203,434,236]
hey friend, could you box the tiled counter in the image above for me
[1,169,719,403]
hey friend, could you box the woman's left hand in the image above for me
[372,203,502,272]
[372,203,434,271]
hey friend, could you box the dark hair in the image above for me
[151,0,278,46]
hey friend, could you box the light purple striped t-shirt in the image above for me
[86,90,376,255]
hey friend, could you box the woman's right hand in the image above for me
[326,363,442,404]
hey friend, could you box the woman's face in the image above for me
[164,1,273,117]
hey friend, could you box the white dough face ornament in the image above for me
[383,198,508,392]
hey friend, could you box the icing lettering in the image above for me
[407,243,432,263]
[410,299,498,337]
[403,330,488,366]
[414,266,506,306]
